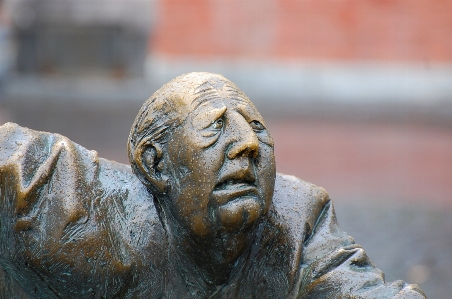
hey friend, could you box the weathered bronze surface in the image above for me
[0,72,426,298]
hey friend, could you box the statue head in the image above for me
[128,72,276,240]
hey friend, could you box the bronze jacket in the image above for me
[0,123,426,299]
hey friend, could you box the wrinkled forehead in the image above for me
[189,76,252,110]
[166,73,256,119]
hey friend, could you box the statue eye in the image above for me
[250,120,264,132]
[210,118,224,130]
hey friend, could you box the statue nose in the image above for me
[226,118,259,160]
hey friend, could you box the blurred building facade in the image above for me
[1,0,451,105]
[5,0,153,76]
[152,0,452,62]
[147,0,452,105]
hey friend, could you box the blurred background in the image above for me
[0,0,451,297]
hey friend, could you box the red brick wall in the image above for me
[151,0,452,62]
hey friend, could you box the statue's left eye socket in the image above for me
[250,120,265,132]
[210,118,224,130]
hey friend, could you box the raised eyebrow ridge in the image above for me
[233,106,265,126]
[193,105,227,130]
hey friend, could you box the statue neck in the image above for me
[153,195,258,285]
[156,206,252,285]
[170,221,253,285]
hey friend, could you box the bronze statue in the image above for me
[0,72,426,298]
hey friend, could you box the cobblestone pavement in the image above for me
[1,98,451,298]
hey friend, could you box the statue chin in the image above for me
[216,196,263,232]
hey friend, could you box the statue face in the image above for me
[165,95,276,238]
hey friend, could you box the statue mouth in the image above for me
[213,180,258,205]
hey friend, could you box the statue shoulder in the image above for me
[96,156,165,253]
[0,121,21,134]
[270,173,331,237]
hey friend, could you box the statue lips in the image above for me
[212,177,262,231]
[212,180,258,206]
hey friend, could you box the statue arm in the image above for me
[298,195,426,298]
[0,122,95,228]
[0,123,137,298]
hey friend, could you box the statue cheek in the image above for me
[256,132,274,147]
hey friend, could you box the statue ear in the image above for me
[135,141,168,194]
